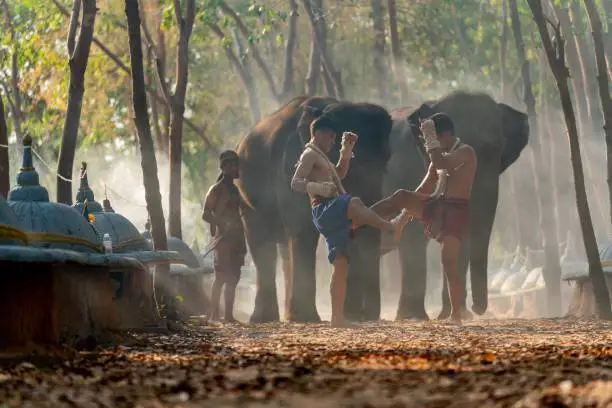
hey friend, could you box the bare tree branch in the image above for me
[300,0,343,98]
[209,22,261,121]
[281,0,299,101]
[218,0,280,102]
[67,0,82,58]
[172,0,182,28]
[139,7,173,106]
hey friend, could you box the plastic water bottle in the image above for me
[103,233,113,254]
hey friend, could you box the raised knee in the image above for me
[350,197,364,206]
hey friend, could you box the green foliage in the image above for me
[1,0,605,245]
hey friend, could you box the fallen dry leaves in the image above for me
[0,318,611,407]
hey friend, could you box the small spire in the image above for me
[145,216,151,232]
[22,134,34,170]
[79,162,88,189]
[73,161,103,212]
[7,134,49,202]
[103,198,115,213]
[102,184,115,212]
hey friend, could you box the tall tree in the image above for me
[528,0,612,320]
[144,0,196,239]
[0,95,8,197]
[56,0,97,204]
[125,0,174,318]
[498,0,522,252]
[386,0,409,104]
[584,0,612,226]
[509,0,562,316]
[370,0,388,103]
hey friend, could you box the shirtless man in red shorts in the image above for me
[370,113,477,324]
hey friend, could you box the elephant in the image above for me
[235,96,393,323]
[377,91,529,321]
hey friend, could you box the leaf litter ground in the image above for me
[0,319,611,407]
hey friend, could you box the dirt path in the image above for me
[0,319,611,407]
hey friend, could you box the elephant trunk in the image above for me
[469,177,499,315]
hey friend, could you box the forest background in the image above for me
[1,0,611,269]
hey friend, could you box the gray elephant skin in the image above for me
[236,96,393,323]
[380,91,529,321]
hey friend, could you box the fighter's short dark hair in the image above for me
[219,149,239,165]
[310,115,338,135]
[430,112,454,135]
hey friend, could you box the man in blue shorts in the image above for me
[291,116,408,327]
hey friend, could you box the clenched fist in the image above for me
[419,119,436,139]
[341,132,358,149]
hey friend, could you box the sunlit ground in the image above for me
[0,319,610,407]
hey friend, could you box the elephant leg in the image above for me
[287,225,321,322]
[278,243,292,321]
[437,233,471,320]
[245,212,280,323]
[395,223,429,321]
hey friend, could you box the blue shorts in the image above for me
[312,194,352,263]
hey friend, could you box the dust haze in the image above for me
[3,56,604,323]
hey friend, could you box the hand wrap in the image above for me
[421,120,441,152]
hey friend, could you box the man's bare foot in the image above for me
[224,317,241,324]
[447,313,462,325]
[390,210,412,241]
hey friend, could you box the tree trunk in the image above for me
[167,0,196,240]
[498,0,521,252]
[56,0,97,205]
[602,0,612,77]
[570,0,602,135]
[150,0,169,157]
[556,6,591,135]
[304,0,321,96]
[386,0,409,104]
[0,95,8,198]
[529,0,612,320]
[510,0,562,316]
[281,0,299,101]
[125,0,167,250]
[370,0,388,103]
[584,0,612,227]
[312,0,336,97]
[147,46,166,157]
[126,0,175,318]
[301,0,343,99]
